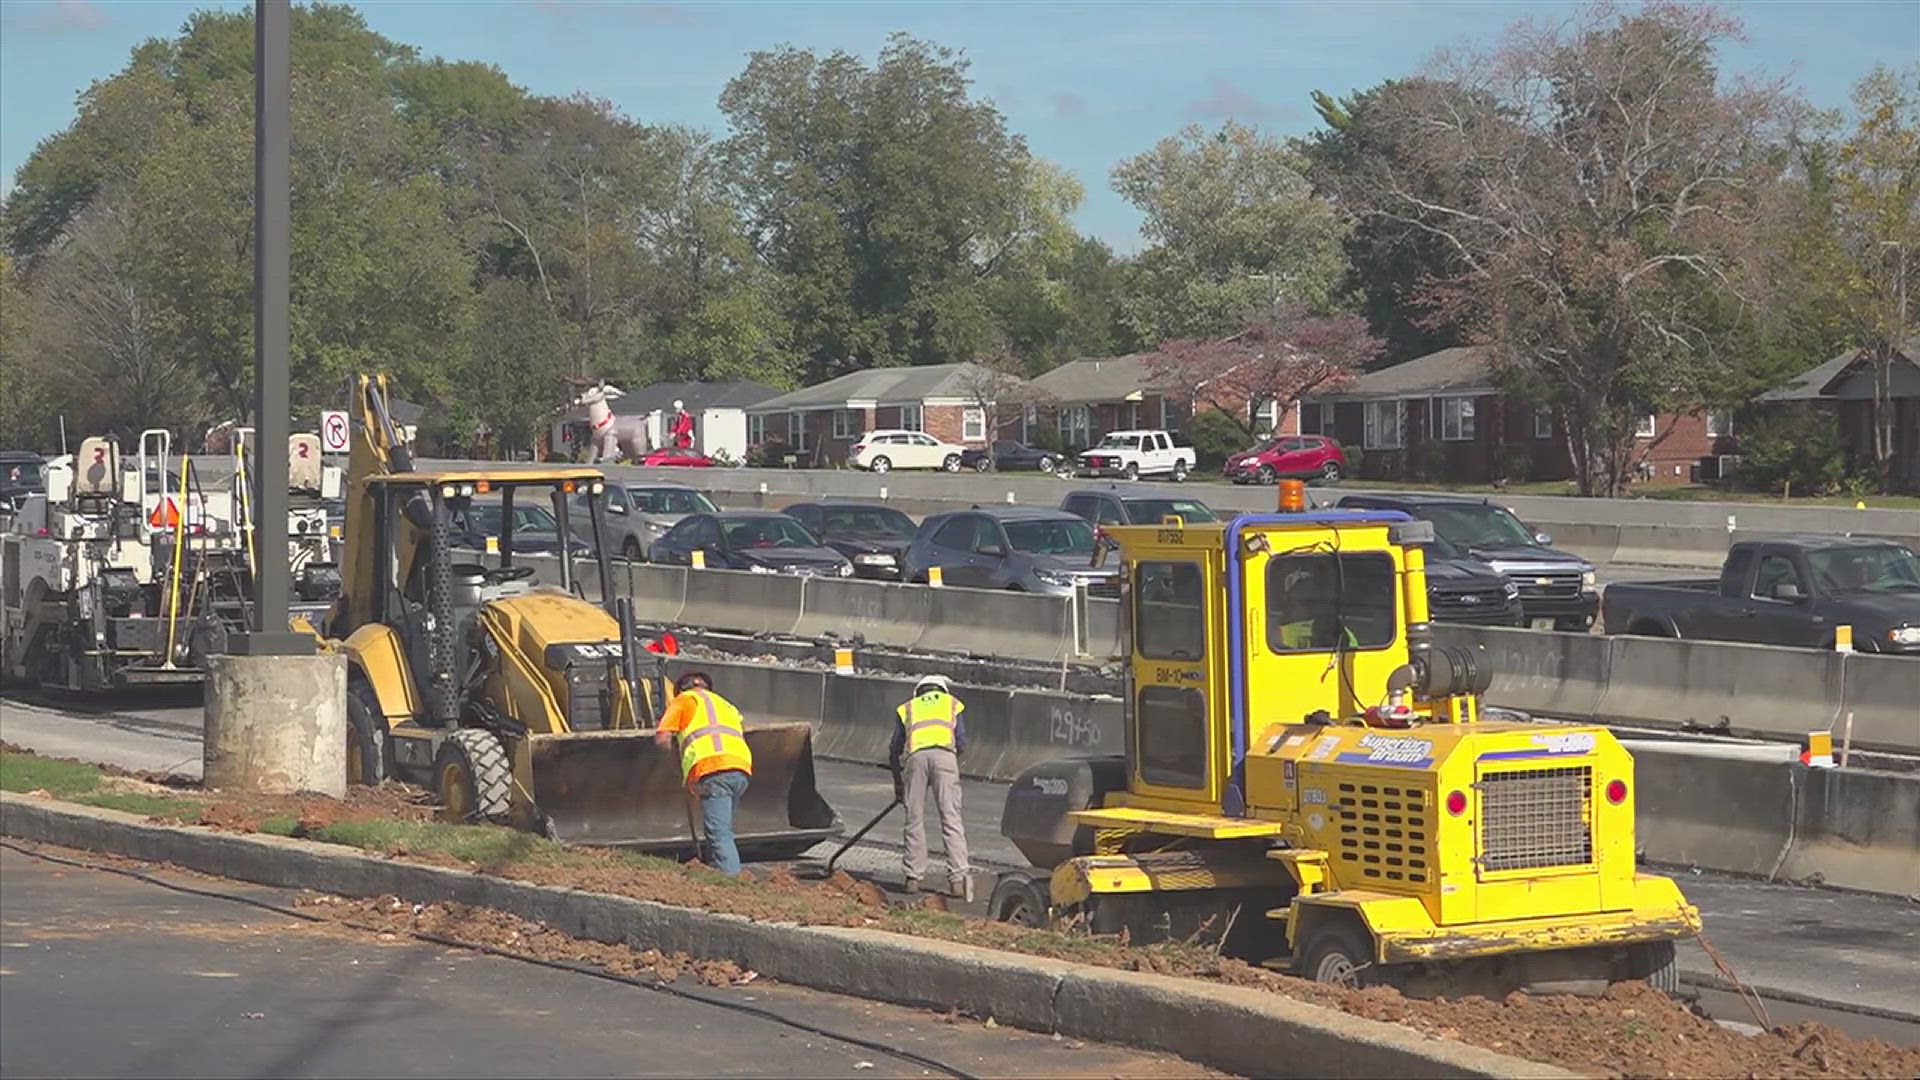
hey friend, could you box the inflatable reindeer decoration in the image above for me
[566,378,653,464]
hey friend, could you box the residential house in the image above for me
[743,363,1028,466]
[547,380,781,462]
[1031,352,1299,449]
[1300,346,1732,485]
[1761,337,1920,490]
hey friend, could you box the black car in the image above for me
[1337,493,1599,631]
[651,511,854,577]
[1,450,46,511]
[958,440,1061,474]
[781,502,918,580]
[1421,532,1525,626]
[1059,488,1220,527]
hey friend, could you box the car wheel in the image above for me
[1321,460,1342,482]
[1037,456,1055,474]
[1298,920,1383,989]
[1123,462,1140,481]
[870,456,891,473]
[943,454,962,472]
[973,457,991,473]
[1257,464,1276,485]
[621,537,644,563]
[1171,460,1190,483]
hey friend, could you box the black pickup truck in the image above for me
[1602,536,1920,654]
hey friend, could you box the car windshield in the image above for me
[818,506,917,539]
[467,503,558,536]
[1422,504,1537,549]
[1095,434,1141,450]
[1121,498,1219,524]
[1004,517,1097,555]
[2,460,44,488]
[723,516,816,548]
[1807,545,1920,594]
[631,488,715,514]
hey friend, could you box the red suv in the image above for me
[1224,435,1345,484]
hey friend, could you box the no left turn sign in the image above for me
[321,410,349,453]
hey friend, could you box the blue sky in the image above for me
[3,0,1916,249]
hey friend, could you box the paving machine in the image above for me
[326,374,838,855]
[994,492,1700,994]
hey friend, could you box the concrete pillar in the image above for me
[203,651,347,797]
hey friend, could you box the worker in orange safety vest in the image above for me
[653,671,753,874]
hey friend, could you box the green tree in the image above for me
[1112,121,1349,343]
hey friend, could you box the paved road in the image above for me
[5,689,1915,1040]
[0,846,1212,1079]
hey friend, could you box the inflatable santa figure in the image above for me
[669,399,695,450]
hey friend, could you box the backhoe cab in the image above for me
[998,493,1700,995]
[327,375,837,856]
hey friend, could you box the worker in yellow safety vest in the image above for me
[653,671,753,874]
[891,674,971,900]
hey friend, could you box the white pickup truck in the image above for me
[1074,429,1196,482]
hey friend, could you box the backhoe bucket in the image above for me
[526,723,840,858]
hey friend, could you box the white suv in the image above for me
[848,430,968,473]
[1075,429,1196,481]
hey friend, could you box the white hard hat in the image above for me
[674,399,685,410]
[915,674,951,693]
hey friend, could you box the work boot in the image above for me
[950,874,974,903]
[904,877,920,894]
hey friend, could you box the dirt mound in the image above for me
[196,782,436,834]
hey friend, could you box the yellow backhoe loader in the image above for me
[323,374,837,856]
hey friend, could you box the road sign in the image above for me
[321,410,349,453]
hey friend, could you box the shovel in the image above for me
[824,797,902,875]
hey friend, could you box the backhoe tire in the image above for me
[345,681,387,786]
[1299,919,1384,989]
[435,728,513,825]
[989,875,1050,928]
[1616,940,1679,994]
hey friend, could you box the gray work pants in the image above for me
[902,747,968,883]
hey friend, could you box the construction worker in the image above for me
[653,671,753,875]
[891,674,971,900]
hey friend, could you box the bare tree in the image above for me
[952,351,1050,470]
[1331,2,1800,495]
[1145,304,1377,442]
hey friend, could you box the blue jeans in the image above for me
[695,769,750,875]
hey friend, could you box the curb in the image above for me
[2,793,1572,1079]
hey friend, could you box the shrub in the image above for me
[1735,404,1845,495]
[1185,408,1257,471]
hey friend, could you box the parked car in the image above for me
[958,440,1060,474]
[1059,488,1219,527]
[649,510,854,577]
[847,430,968,473]
[1224,436,1345,484]
[639,447,715,468]
[901,506,1119,596]
[572,481,719,561]
[1,450,46,511]
[1603,536,1920,653]
[451,500,592,558]
[781,501,919,580]
[1336,492,1598,631]
[1074,430,1195,482]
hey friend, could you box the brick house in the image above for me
[1300,346,1732,485]
[743,363,1029,467]
[1761,337,1920,491]
[1030,352,1299,450]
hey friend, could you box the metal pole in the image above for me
[236,0,305,654]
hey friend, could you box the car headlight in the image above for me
[838,564,854,577]
[854,553,896,565]
[748,564,775,574]
[648,520,669,532]
[1581,569,1597,590]
[1890,627,1920,646]
[1033,568,1076,586]
[1502,580,1519,599]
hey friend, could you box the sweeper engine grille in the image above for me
[1477,766,1593,871]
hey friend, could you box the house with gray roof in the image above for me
[1032,352,1299,448]
[1762,337,1920,490]
[744,363,1033,466]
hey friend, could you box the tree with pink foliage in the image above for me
[1145,303,1380,440]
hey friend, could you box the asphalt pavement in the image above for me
[0,845,1215,1079]
[4,688,1915,1041]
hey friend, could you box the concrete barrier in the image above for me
[1435,625,1612,719]
[678,568,805,637]
[816,672,916,766]
[1777,765,1920,896]
[914,586,1073,661]
[793,577,932,648]
[1596,636,1844,741]
[660,656,826,731]
[1085,597,1124,660]
[625,563,688,624]
[1838,652,1920,754]
[1610,524,1731,569]
[1536,522,1620,568]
